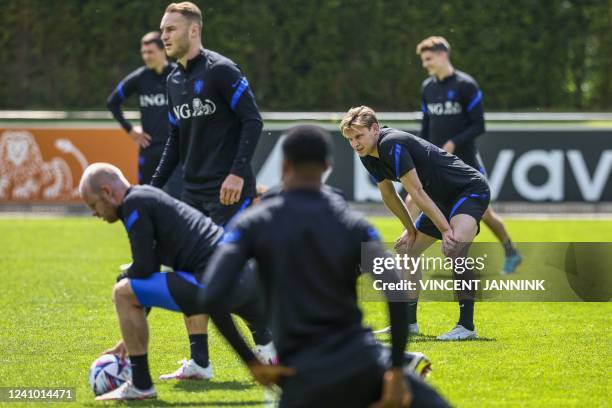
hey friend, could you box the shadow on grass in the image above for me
[172,379,256,392]
[82,397,266,407]
[92,399,265,407]
[80,382,263,407]
[377,333,497,343]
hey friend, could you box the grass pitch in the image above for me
[1,217,610,407]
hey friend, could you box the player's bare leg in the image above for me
[438,214,478,341]
[113,279,148,356]
[482,206,522,274]
[96,279,156,400]
[375,231,436,336]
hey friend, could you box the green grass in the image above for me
[1,218,610,407]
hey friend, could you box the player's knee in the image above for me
[444,241,470,259]
[112,279,134,304]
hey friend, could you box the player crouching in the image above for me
[79,163,275,401]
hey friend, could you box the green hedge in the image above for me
[1,0,610,111]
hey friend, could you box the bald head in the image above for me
[79,163,129,197]
[79,163,130,223]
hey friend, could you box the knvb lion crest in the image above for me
[192,97,216,116]
[0,130,88,200]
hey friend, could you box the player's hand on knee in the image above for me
[370,368,412,408]
[441,229,458,257]
[394,229,416,253]
[101,339,127,362]
[247,360,295,386]
[220,174,244,205]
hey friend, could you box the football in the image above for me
[88,354,131,396]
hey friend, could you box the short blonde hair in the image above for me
[165,2,203,28]
[416,36,450,55]
[340,106,379,137]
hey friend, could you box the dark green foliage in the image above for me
[0,0,609,110]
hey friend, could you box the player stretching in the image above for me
[79,163,275,401]
[200,125,450,407]
[106,31,182,198]
[416,36,521,274]
[151,2,264,379]
[342,106,489,341]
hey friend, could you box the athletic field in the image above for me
[1,217,610,407]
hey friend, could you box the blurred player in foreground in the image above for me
[79,163,275,401]
[106,31,182,198]
[343,106,489,340]
[200,125,450,407]
[416,36,521,274]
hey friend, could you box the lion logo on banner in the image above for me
[0,130,87,200]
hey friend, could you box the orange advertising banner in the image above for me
[0,127,138,202]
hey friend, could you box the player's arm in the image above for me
[151,93,180,189]
[199,226,258,364]
[419,93,430,141]
[213,63,263,204]
[360,224,409,368]
[106,72,138,133]
[378,179,415,232]
[122,202,160,279]
[399,170,452,237]
[200,224,295,385]
[106,71,151,148]
[450,81,485,148]
[214,63,263,179]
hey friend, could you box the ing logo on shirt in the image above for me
[427,101,462,115]
[139,93,167,107]
[172,98,216,119]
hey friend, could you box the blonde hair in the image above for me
[165,2,203,29]
[416,36,450,55]
[340,106,379,136]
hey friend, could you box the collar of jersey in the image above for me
[376,126,391,152]
[435,71,457,84]
[182,47,206,74]
[117,186,134,220]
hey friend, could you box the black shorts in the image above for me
[139,145,182,199]
[181,189,253,226]
[416,185,490,240]
[279,344,449,408]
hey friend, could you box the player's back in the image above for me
[361,127,487,206]
[121,185,223,273]
[243,188,374,364]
